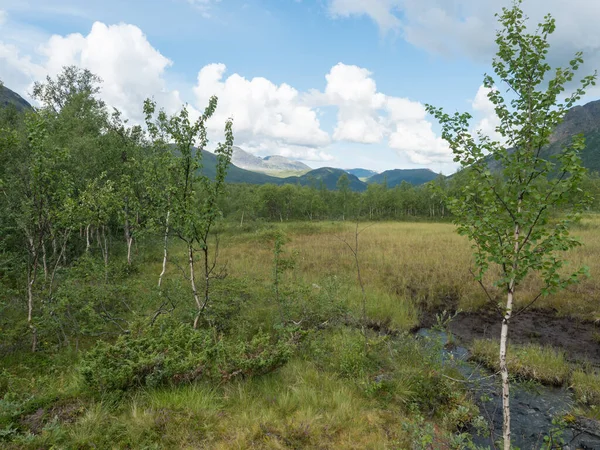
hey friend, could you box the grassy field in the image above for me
[217,215,600,321]
[2,215,599,448]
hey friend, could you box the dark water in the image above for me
[416,329,600,449]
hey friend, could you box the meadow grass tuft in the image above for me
[470,339,571,386]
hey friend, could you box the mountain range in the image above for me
[3,83,599,190]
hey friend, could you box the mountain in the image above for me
[345,168,378,180]
[263,155,311,172]
[545,99,600,173]
[231,146,311,176]
[198,149,284,184]
[486,99,600,174]
[368,169,440,187]
[0,85,32,112]
[284,167,367,191]
[198,151,367,191]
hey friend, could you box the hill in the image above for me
[284,167,367,191]
[0,85,32,112]
[345,168,378,180]
[368,168,440,187]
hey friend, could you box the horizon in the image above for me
[1,0,599,175]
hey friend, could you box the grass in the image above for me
[470,339,571,386]
[213,216,600,320]
[2,215,600,447]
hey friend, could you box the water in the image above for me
[416,329,600,449]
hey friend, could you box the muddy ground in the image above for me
[445,309,600,367]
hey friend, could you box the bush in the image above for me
[80,319,295,393]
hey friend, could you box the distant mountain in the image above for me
[198,151,367,191]
[263,155,311,172]
[368,169,440,187]
[346,168,378,180]
[285,167,367,191]
[232,147,311,176]
[0,85,32,112]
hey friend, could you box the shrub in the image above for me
[80,319,295,393]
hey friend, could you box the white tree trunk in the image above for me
[126,235,133,266]
[85,224,91,253]
[189,244,202,329]
[500,289,513,450]
[501,221,520,450]
[158,210,170,288]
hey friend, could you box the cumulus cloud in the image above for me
[38,22,187,120]
[0,20,187,121]
[193,63,332,160]
[0,12,455,166]
[470,84,505,143]
[313,62,451,164]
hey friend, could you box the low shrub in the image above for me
[80,319,295,393]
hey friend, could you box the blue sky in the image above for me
[1,0,599,174]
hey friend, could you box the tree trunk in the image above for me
[124,217,133,266]
[202,245,210,319]
[86,224,91,253]
[501,221,520,450]
[27,260,38,352]
[158,210,170,288]
[126,234,133,266]
[42,242,48,281]
[189,244,202,329]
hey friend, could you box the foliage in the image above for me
[79,318,295,393]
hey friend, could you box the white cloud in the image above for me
[328,0,402,33]
[0,20,187,121]
[0,41,48,95]
[328,0,600,82]
[194,63,332,159]
[0,10,7,26]
[38,22,186,121]
[316,62,452,164]
[471,84,504,143]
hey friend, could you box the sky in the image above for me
[1,0,600,174]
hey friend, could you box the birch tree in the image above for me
[426,2,596,448]
[144,98,233,328]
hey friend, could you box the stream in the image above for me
[416,329,600,449]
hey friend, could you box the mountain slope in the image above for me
[486,99,600,174]
[346,168,378,180]
[0,85,32,112]
[231,146,311,175]
[368,169,440,186]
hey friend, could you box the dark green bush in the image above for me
[80,319,295,393]
[80,320,216,392]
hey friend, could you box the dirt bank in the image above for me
[446,309,600,367]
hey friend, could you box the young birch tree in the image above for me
[426,2,596,448]
[144,98,233,328]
